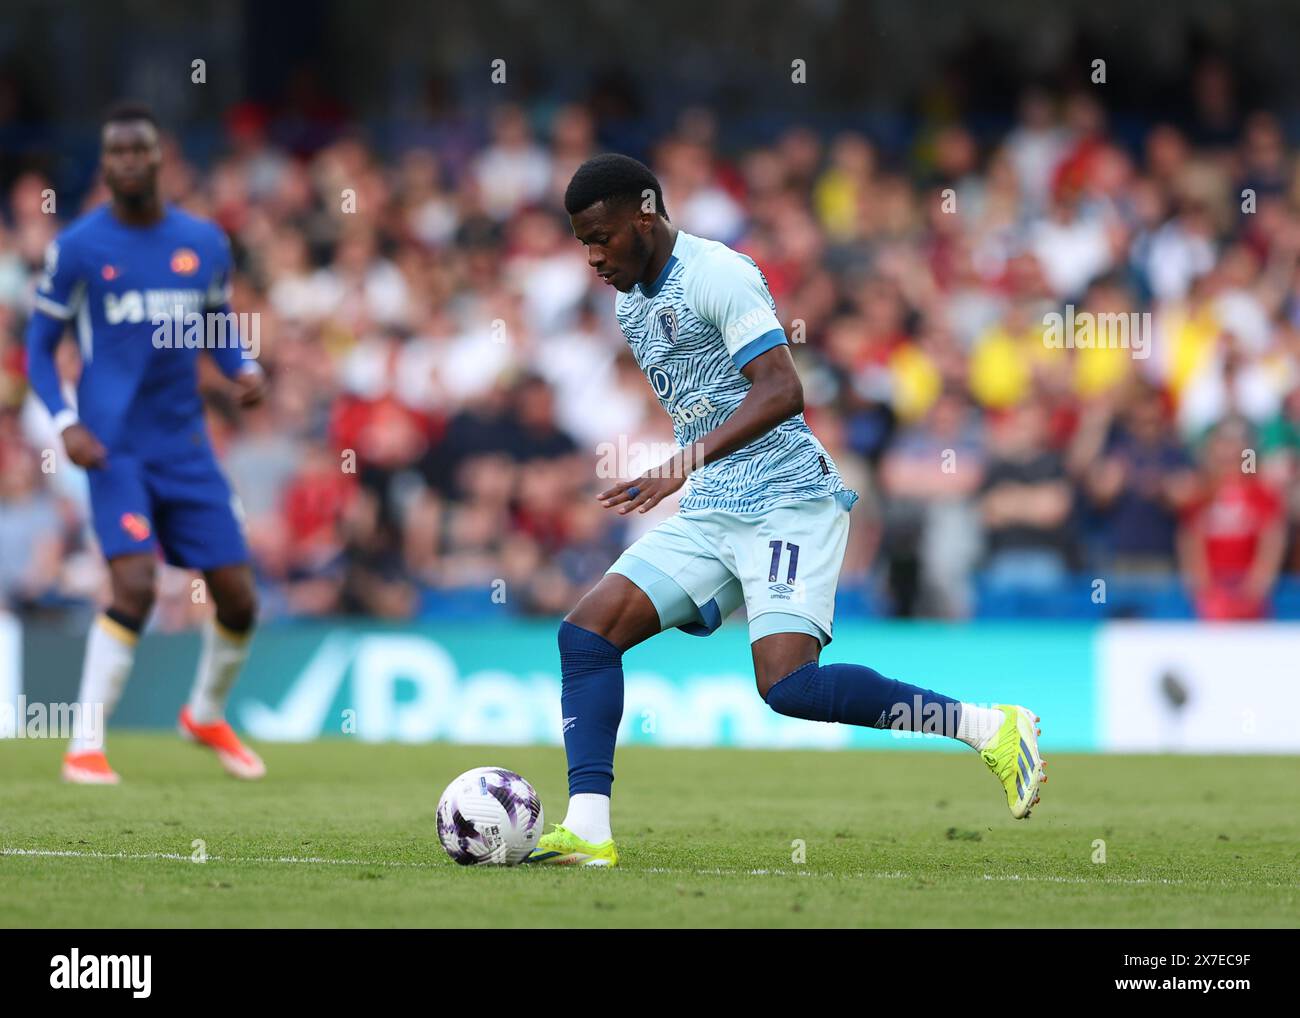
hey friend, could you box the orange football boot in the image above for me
[178,706,266,780]
[62,749,121,785]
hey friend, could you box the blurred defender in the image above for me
[528,155,1046,866]
[24,104,266,783]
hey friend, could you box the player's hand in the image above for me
[61,423,107,470]
[598,471,686,515]
[233,369,265,407]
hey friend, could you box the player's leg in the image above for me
[525,573,658,865]
[542,573,660,858]
[744,496,1046,818]
[65,455,158,783]
[753,629,994,743]
[64,553,156,783]
[150,455,266,778]
[750,631,820,695]
[188,562,257,723]
[559,569,662,802]
[755,634,1046,817]
[529,517,739,865]
[176,562,265,779]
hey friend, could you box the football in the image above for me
[436,767,544,865]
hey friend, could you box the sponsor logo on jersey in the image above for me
[103,288,206,324]
[669,392,717,428]
[724,306,771,345]
[170,248,200,275]
[120,512,151,541]
[647,364,675,401]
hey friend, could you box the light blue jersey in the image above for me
[614,229,855,514]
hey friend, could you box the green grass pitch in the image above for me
[1,735,1297,927]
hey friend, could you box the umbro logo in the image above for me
[769,583,795,595]
[562,716,577,733]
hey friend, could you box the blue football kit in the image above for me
[25,204,255,569]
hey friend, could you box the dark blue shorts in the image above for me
[87,450,249,569]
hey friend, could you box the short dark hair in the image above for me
[102,102,158,131]
[564,153,668,220]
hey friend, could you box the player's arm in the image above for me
[600,346,801,514]
[601,255,800,515]
[679,344,802,464]
[204,229,264,405]
[24,239,106,468]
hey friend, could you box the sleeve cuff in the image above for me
[34,295,73,320]
[731,327,788,369]
[52,409,80,433]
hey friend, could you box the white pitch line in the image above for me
[0,848,434,869]
[566,866,1299,889]
[4,850,1297,890]
[982,873,1184,886]
[643,866,1187,885]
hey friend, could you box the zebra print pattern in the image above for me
[614,230,855,515]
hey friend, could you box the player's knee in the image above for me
[214,583,258,633]
[563,574,659,650]
[557,619,622,676]
[761,661,829,722]
[110,562,156,621]
[752,633,822,703]
[562,597,617,646]
[755,665,802,703]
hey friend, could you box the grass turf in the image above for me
[1,734,1297,928]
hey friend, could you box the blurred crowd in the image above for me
[5,81,1300,626]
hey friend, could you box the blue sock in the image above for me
[763,661,964,738]
[558,622,625,797]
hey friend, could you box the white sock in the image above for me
[69,615,137,753]
[957,704,1007,752]
[562,793,612,843]
[187,620,252,724]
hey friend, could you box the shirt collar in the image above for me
[638,230,684,298]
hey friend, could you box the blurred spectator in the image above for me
[978,401,1074,591]
[880,389,985,617]
[0,435,64,610]
[1260,383,1300,570]
[1074,381,1198,575]
[473,105,552,222]
[1178,417,1286,619]
[6,74,1300,625]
